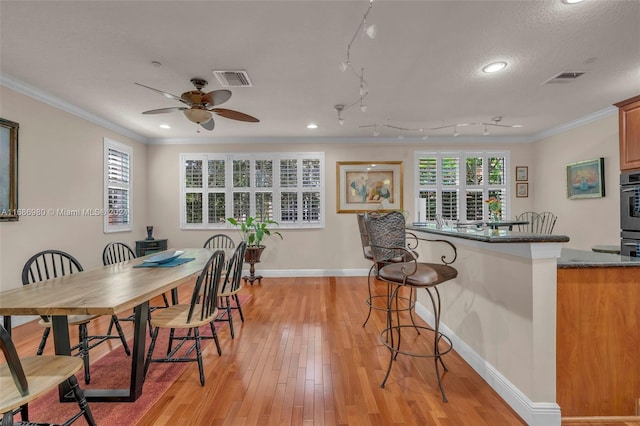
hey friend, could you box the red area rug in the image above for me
[24,295,250,426]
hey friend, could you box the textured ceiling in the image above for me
[1,0,639,143]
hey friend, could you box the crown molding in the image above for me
[0,73,147,143]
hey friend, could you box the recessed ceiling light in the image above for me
[482,61,508,73]
[561,0,585,4]
[307,123,318,129]
[159,124,171,129]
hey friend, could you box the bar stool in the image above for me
[357,212,420,329]
[364,211,458,401]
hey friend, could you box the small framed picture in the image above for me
[516,182,528,198]
[515,166,528,181]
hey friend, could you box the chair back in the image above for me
[22,249,83,285]
[0,323,29,398]
[187,250,226,324]
[516,211,557,234]
[203,234,236,249]
[219,241,248,295]
[102,241,136,265]
[538,211,557,234]
[364,211,407,267]
[356,213,372,260]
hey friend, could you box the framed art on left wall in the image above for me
[0,118,19,221]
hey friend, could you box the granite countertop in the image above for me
[558,248,640,268]
[407,223,570,243]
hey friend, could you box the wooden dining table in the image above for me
[0,247,217,403]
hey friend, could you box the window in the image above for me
[180,152,324,229]
[415,151,508,222]
[103,138,132,232]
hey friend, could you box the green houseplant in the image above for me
[227,216,283,247]
[227,216,283,284]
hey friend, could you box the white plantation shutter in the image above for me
[104,138,132,232]
[415,151,509,222]
[180,153,324,229]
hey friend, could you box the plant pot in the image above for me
[243,245,265,285]
[244,245,265,263]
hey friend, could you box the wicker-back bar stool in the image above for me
[364,211,458,401]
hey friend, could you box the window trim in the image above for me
[180,152,325,230]
[414,150,510,222]
[103,138,132,233]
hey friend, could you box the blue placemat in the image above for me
[134,257,195,268]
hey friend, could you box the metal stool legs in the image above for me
[380,283,452,402]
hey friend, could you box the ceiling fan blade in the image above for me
[202,90,232,107]
[142,107,187,114]
[212,108,259,122]
[135,83,185,103]
[200,118,215,131]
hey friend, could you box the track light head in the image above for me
[339,61,349,72]
[365,23,377,39]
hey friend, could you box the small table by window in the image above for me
[591,245,621,255]
[135,239,168,257]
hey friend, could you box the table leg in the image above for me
[51,316,73,401]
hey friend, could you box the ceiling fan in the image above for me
[135,78,259,131]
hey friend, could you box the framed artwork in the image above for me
[336,161,403,213]
[516,182,528,198]
[0,118,19,221]
[566,157,605,199]
[515,166,528,181]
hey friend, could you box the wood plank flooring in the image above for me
[6,276,640,425]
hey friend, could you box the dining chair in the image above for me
[364,211,458,402]
[215,241,248,339]
[102,241,170,336]
[516,211,557,234]
[203,234,236,249]
[1,323,97,426]
[21,249,130,384]
[144,250,226,386]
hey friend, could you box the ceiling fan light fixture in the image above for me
[482,61,508,73]
[184,108,212,124]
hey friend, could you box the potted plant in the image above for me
[227,216,283,284]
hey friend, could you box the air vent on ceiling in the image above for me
[213,70,253,87]
[542,71,586,84]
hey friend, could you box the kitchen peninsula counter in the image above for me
[406,223,570,243]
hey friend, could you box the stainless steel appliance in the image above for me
[620,170,640,256]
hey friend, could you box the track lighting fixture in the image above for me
[430,116,522,135]
[360,120,428,138]
[453,126,460,137]
[335,104,345,125]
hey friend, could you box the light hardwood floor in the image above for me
[6,276,640,425]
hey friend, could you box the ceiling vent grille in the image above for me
[213,70,253,87]
[542,71,586,84]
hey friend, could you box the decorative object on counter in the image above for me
[516,182,528,198]
[146,226,154,240]
[0,118,19,222]
[337,161,403,213]
[484,196,502,221]
[566,157,605,199]
[515,166,528,181]
[227,216,283,284]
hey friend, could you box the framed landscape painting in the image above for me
[0,118,19,221]
[566,157,605,199]
[336,161,403,213]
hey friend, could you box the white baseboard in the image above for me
[415,302,561,426]
[256,269,370,277]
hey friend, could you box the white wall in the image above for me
[146,141,537,272]
[532,114,620,250]
[0,87,148,292]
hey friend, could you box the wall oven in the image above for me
[620,170,640,256]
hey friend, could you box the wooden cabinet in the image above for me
[615,94,640,171]
[135,239,167,257]
[557,266,640,417]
